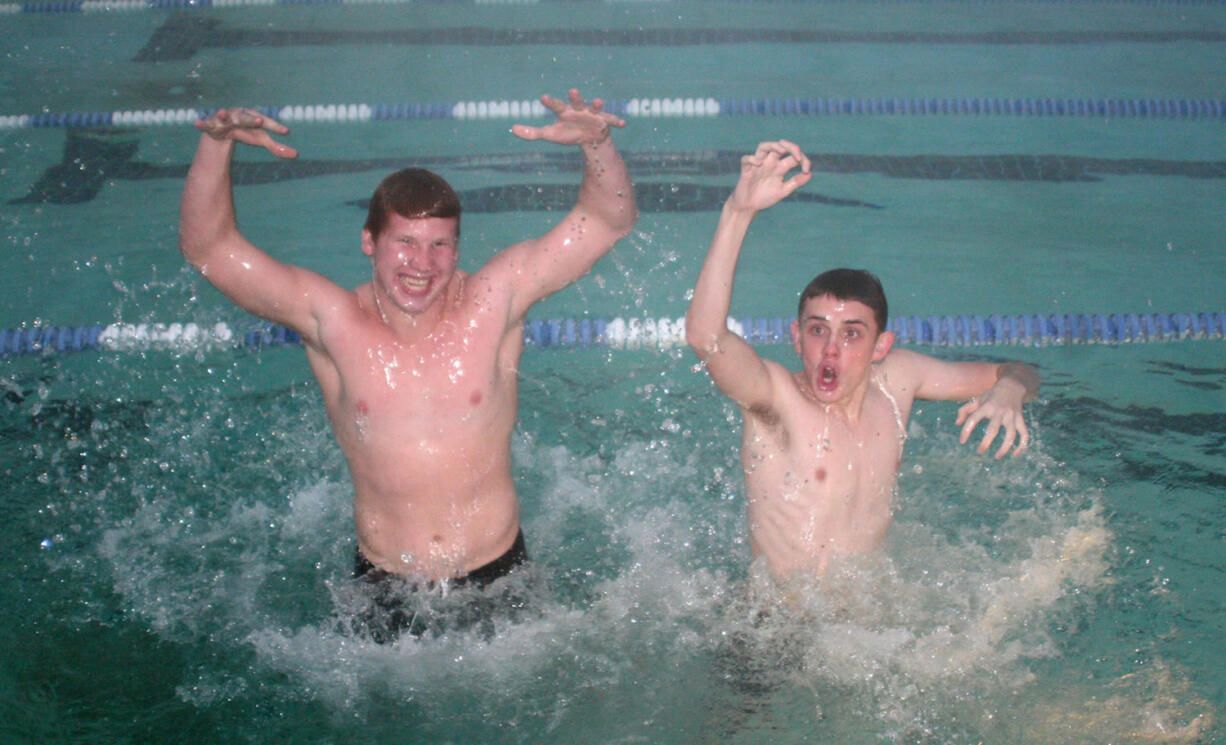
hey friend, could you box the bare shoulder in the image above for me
[463,251,519,311]
[879,347,933,380]
[879,346,1001,402]
[312,282,370,339]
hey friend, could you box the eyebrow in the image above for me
[804,315,869,326]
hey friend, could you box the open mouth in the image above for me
[817,363,838,392]
[398,273,431,295]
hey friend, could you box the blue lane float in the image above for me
[6,95,1226,130]
[1,312,1223,357]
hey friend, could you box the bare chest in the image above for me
[743,396,906,500]
[314,322,516,446]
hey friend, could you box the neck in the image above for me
[367,279,453,343]
[796,371,872,425]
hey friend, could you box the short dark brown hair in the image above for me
[364,168,462,239]
[798,269,889,333]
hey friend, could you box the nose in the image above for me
[823,333,840,355]
[403,242,429,269]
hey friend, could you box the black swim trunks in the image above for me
[349,530,531,643]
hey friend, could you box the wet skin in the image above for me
[180,90,636,581]
[686,139,1038,581]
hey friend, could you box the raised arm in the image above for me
[485,89,637,321]
[685,141,813,409]
[179,108,341,345]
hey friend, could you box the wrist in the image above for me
[721,197,759,222]
[996,362,1039,402]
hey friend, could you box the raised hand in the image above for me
[727,139,813,213]
[195,108,298,159]
[510,89,625,146]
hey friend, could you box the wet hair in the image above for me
[364,168,462,239]
[797,268,889,334]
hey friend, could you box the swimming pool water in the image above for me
[2,2,1224,743]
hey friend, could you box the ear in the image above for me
[790,318,802,355]
[872,330,895,361]
[361,229,375,257]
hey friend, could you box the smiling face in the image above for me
[361,213,459,318]
[791,294,894,405]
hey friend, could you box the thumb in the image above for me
[510,124,542,141]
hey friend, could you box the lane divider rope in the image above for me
[5,96,1226,131]
[2,311,1223,357]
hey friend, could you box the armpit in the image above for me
[745,401,781,427]
[744,402,789,450]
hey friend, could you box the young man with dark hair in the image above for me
[686,140,1038,580]
[179,90,636,637]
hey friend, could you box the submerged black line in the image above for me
[11,129,1226,206]
[134,13,1226,62]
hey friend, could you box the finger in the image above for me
[598,108,626,128]
[266,140,298,159]
[955,400,977,426]
[234,128,294,158]
[540,94,566,114]
[589,97,605,114]
[510,123,542,141]
[993,423,1016,459]
[781,171,813,194]
[776,139,810,172]
[568,88,586,109]
[977,418,1002,455]
[754,141,785,159]
[1012,419,1031,456]
[196,110,230,133]
[258,115,290,135]
[958,407,983,443]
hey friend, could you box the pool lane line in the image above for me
[127,18,1226,63]
[2,312,1223,356]
[4,96,1226,131]
[21,133,1226,207]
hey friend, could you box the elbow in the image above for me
[684,316,720,358]
[178,232,208,271]
[617,207,639,239]
[607,198,639,240]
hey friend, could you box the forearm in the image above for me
[179,135,242,267]
[575,137,636,238]
[685,200,758,354]
[995,362,1040,402]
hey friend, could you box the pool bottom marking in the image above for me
[135,13,1226,63]
[11,129,1226,207]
